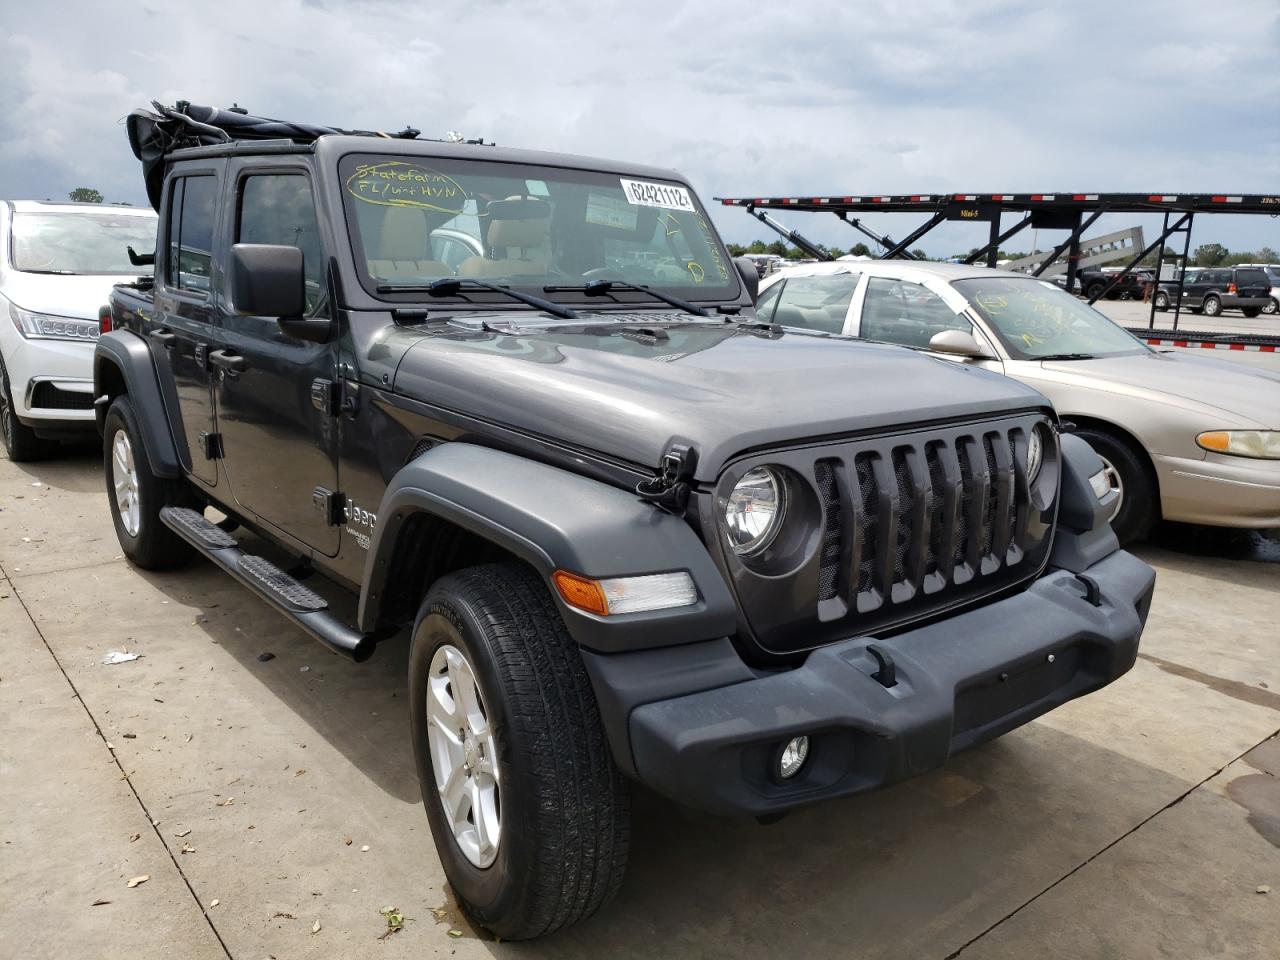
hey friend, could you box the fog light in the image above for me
[778,736,809,779]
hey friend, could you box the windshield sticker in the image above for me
[620,179,696,212]
[345,162,468,214]
[525,179,551,197]
[585,193,638,230]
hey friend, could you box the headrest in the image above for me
[376,207,430,259]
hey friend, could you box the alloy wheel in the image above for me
[427,643,501,868]
[112,430,142,537]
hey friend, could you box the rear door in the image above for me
[212,163,340,555]
[1235,268,1270,300]
[148,171,222,487]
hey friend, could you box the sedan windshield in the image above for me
[339,154,737,303]
[10,211,156,275]
[952,276,1148,360]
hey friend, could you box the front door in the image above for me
[213,168,340,555]
[149,173,221,487]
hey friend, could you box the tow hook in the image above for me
[867,643,898,688]
[1074,573,1103,607]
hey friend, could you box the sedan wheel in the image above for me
[1096,454,1124,524]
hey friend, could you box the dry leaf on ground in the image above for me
[127,875,149,888]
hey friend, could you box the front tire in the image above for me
[103,396,192,569]
[0,354,56,462]
[409,563,629,940]
[1202,295,1222,317]
[1070,426,1158,545]
[1154,291,1169,310]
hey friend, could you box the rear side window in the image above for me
[165,175,217,294]
[237,174,325,313]
[1236,268,1268,286]
[860,277,970,347]
[770,274,859,334]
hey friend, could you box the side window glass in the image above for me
[164,179,184,289]
[175,176,217,294]
[771,274,858,334]
[238,175,324,313]
[860,277,971,348]
[755,281,783,322]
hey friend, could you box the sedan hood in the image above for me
[1038,350,1280,429]
[394,317,1048,480]
[1,271,141,320]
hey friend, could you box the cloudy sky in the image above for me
[2,0,1277,257]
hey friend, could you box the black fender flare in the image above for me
[1049,432,1120,572]
[94,330,182,478]
[358,442,738,653]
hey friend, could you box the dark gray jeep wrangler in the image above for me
[95,103,1155,939]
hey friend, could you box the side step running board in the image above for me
[160,506,380,662]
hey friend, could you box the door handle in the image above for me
[208,350,247,373]
[149,328,177,346]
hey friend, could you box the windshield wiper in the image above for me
[377,278,578,320]
[544,279,711,317]
[1036,352,1095,361]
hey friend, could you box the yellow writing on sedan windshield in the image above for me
[345,162,468,214]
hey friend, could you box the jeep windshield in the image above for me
[952,276,1150,361]
[339,154,738,307]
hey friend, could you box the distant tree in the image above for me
[911,248,929,260]
[725,243,746,257]
[747,240,768,254]
[69,187,103,203]
[785,246,807,260]
[850,242,871,257]
[1193,243,1228,266]
[826,246,847,259]
[765,240,788,257]
[1255,246,1278,264]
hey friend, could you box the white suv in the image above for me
[0,201,157,460]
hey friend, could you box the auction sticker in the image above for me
[620,178,696,212]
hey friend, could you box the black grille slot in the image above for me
[855,454,878,594]
[981,434,998,557]
[925,443,946,576]
[955,441,974,565]
[29,382,94,410]
[814,460,842,602]
[892,450,914,584]
[406,437,438,463]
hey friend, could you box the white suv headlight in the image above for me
[9,302,100,341]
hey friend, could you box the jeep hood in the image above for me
[393,319,1048,481]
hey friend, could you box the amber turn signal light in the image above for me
[552,570,610,616]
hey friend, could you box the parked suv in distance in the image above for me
[96,102,1154,940]
[1154,265,1272,317]
[1234,263,1280,314]
[0,201,157,459]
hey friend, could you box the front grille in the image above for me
[817,427,1026,608]
[29,382,94,410]
[719,412,1055,656]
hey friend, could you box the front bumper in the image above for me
[0,334,96,424]
[1155,453,1280,528]
[615,549,1154,816]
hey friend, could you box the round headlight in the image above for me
[1026,426,1045,484]
[725,466,787,556]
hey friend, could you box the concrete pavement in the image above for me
[1,443,1278,959]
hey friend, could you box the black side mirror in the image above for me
[230,243,330,344]
[734,256,759,305]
